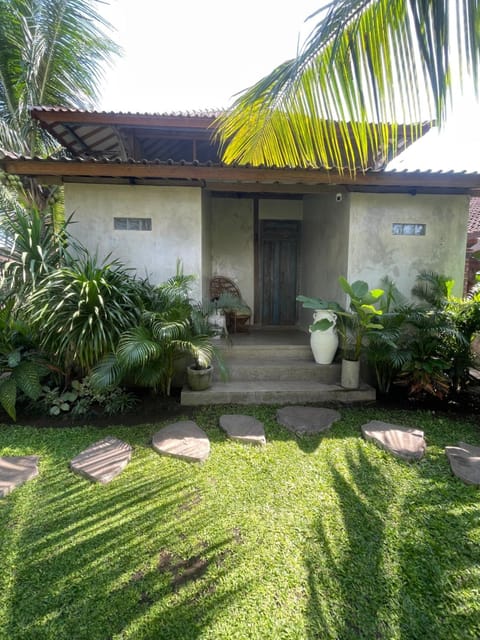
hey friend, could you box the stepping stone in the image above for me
[445,442,480,485]
[361,420,426,461]
[0,456,39,497]
[276,406,341,436]
[70,437,132,484]
[219,415,266,446]
[152,421,210,462]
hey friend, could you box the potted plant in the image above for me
[187,303,229,391]
[297,277,385,388]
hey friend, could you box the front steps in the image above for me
[180,334,376,406]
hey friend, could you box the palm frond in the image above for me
[216,0,479,173]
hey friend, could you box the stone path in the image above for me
[445,442,480,485]
[0,455,39,497]
[152,421,210,462]
[70,437,132,484]
[277,406,341,436]
[361,420,426,461]
[219,414,266,446]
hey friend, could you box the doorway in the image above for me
[258,220,301,325]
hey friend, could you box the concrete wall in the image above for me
[201,190,212,300]
[259,199,303,220]
[210,197,254,312]
[349,193,469,297]
[299,191,350,329]
[65,183,204,296]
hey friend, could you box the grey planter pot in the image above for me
[341,358,360,389]
[187,364,213,391]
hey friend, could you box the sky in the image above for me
[98,0,480,172]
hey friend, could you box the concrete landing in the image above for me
[181,380,376,406]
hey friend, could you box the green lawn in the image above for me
[1,406,479,640]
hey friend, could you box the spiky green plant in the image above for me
[26,250,146,380]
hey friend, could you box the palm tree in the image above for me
[216,1,480,173]
[0,0,120,207]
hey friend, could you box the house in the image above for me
[1,107,480,334]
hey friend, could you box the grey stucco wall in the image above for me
[65,183,204,296]
[210,197,254,313]
[259,199,303,220]
[299,191,350,329]
[349,193,469,297]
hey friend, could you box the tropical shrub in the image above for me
[0,192,73,298]
[0,298,48,420]
[91,270,217,396]
[39,377,137,417]
[390,272,480,399]
[27,250,147,381]
[297,276,385,361]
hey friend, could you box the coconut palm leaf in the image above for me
[0,0,120,156]
[216,0,479,173]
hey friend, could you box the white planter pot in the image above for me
[208,311,226,339]
[309,310,338,364]
[341,359,360,389]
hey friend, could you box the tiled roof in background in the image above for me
[469,197,480,233]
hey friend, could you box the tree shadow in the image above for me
[0,437,245,640]
[305,443,398,639]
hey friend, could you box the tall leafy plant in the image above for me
[27,250,146,381]
[0,192,73,298]
[91,271,217,396]
[297,276,384,361]
[0,298,48,420]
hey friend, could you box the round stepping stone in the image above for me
[276,406,341,436]
[361,420,426,461]
[152,421,210,462]
[0,455,39,497]
[445,442,480,485]
[70,436,132,484]
[219,415,266,446]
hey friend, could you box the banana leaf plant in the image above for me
[297,276,385,361]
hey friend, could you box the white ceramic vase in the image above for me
[309,310,339,364]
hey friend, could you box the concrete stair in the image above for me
[180,335,376,406]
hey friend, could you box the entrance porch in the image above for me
[180,328,376,406]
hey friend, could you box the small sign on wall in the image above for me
[392,223,426,236]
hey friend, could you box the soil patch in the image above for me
[7,388,195,428]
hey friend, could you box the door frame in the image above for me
[254,203,302,326]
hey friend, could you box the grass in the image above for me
[0,405,480,639]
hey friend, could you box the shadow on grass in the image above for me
[304,437,480,640]
[305,443,395,639]
[0,440,244,640]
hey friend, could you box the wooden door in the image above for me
[259,220,300,325]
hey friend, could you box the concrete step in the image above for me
[213,360,341,383]
[181,380,376,406]
[216,343,313,362]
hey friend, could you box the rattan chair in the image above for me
[209,276,251,332]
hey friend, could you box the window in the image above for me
[392,223,426,236]
[114,217,152,231]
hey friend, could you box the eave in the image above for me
[1,156,479,195]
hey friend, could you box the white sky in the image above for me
[98,0,480,172]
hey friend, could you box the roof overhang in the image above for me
[2,154,479,195]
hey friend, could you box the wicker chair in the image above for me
[209,276,251,332]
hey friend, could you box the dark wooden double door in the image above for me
[258,220,300,326]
